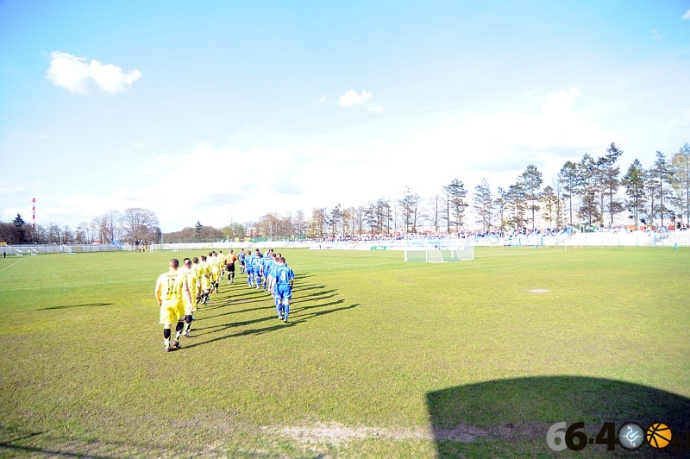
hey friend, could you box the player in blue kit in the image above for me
[252,249,263,289]
[261,253,274,291]
[271,256,294,322]
[245,251,255,287]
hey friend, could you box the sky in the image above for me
[1,1,689,232]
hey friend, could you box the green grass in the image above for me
[1,247,689,457]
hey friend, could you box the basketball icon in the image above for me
[646,423,672,449]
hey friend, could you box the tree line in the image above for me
[3,142,688,244]
[243,142,690,238]
[0,208,161,245]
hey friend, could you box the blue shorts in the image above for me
[273,284,292,301]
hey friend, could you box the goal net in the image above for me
[404,245,474,262]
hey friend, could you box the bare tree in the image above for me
[671,143,690,227]
[294,210,306,238]
[428,195,443,233]
[309,208,327,238]
[398,187,421,233]
[95,210,122,243]
[121,208,159,245]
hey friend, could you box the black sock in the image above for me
[164,328,171,339]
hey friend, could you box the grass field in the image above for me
[1,247,689,458]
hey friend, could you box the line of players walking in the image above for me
[154,248,294,353]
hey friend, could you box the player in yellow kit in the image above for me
[209,251,221,293]
[198,255,212,305]
[180,257,200,337]
[217,250,225,281]
[155,258,192,352]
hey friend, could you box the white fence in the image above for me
[148,241,297,252]
[1,244,128,255]
[5,231,687,256]
[306,231,690,250]
[469,230,690,248]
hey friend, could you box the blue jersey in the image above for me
[245,254,254,272]
[263,257,273,276]
[274,264,294,285]
[251,254,262,270]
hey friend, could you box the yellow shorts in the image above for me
[160,300,183,326]
[185,297,195,315]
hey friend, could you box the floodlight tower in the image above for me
[32,197,36,229]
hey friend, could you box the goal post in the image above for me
[403,240,474,263]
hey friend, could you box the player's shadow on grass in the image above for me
[426,376,690,458]
[39,302,112,311]
[187,303,360,349]
[294,302,357,320]
[292,298,345,313]
[197,280,334,317]
[195,304,276,322]
[192,314,286,336]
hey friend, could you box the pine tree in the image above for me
[559,161,578,225]
[576,153,600,226]
[443,179,468,232]
[520,164,543,229]
[540,185,558,230]
[472,178,494,232]
[622,159,646,230]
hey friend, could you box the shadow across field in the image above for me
[183,272,357,349]
[39,302,113,311]
[426,376,690,458]
[0,427,267,458]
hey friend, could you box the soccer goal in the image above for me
[30,249,38,256]
[404,245,474,262]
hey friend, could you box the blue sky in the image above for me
[1,1,689,232]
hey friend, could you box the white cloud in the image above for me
[367,105,383,114]
[668,108,690,128]
[314,95,327,110]
[339,89,371,107]
[45,51,142,95]
[682,10,690,20]
[540,87,580,115]
[133,142,144,149]
[1,88,621,232]
[138,168,159,176]
[652,29,662,40]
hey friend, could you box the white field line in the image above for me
[324,262,398,267]
[0,279,149,292]
[0,258,25,274]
